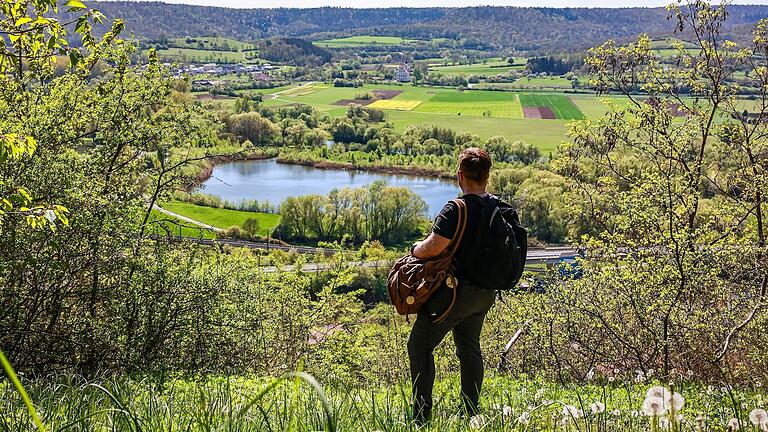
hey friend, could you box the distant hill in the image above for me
[89,2,768,52]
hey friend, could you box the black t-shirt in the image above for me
[432,194,487,279]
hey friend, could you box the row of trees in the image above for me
[278,181,427,245]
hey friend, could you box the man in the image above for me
[408,147,496,424]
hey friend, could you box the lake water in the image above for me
[197,159,460,216]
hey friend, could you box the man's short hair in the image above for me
[458,147,492,184]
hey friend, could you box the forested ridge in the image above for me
[89,2,768,51]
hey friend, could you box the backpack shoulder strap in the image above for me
[447,198,468,257]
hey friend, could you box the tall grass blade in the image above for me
[0,349,46,432]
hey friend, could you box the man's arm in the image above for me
[412,232,451,259]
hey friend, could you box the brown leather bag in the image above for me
[387,199,468,323]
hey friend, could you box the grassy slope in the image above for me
[314,35,423,48]
[156,48,252,63]
[161,202,281,236]
[147,209,217,239]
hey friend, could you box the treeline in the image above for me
[277,181,427,245]
[87,3,767,51]
[526,56,583,75]
[258,38,332,66]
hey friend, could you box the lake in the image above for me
[197,159,460,216]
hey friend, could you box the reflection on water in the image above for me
[197,159,459,216]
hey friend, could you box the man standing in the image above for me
[408,147,496,424]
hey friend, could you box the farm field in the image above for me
[519,93,585,120]
[429,59,525,76]
[314,35,426,48]
[260,83,589,150]
[161,202,281,236]
[414,90,524,118]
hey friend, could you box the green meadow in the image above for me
[314,35,426,48]
[156,47,254,63]
[161,202,281,236]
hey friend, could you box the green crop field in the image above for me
[161,202,281,236]
[429,59,525,76]
[314,35,425,48]
[414,90,523,118]
[519,93,586,120]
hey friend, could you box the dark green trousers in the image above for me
[407,282,495,422]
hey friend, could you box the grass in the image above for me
[2,373,766,431]
[314,35,425,48]
[160,202,281,236]
[414,91,523,118]
[385,111,567,152]
[429,58,526,76]
[147,209,217,239]
[519,94,585,120]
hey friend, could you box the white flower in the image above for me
[586,368,595,381]
[646,386,671,401]
[613,368,621,374]
[502,405,513,418]
[647,368,655,377]
[562,405,582,419]
[608,376,616,383]
[645,386,684,411]
[659,416,671,429]
[469,414,486,430]
[534,389,545,400]
[642,396,668,417]
[670,392,685,411]
[589,401,606,414]
[611,409,621,416]
[517,411,530,425]
[727,417,741,431]
[750,409,768,429]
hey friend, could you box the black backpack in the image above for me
[464,195,527,291]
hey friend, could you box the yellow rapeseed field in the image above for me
[367,100,422,110]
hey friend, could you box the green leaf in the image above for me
[65,0,87,10]
[14,17,32,26]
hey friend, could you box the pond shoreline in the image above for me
[275,156,455,180]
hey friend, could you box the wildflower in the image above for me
[659,416,671,429]
[671,392,685,411]
[586,368,595,381]
[469,414,486,430]
[647,368,655,377]
[611,409,621,416]
[727,418,740,430]
[608,376,616,383]
[589,401,606,414]
[646,386,671,401]
[517,411,530,425]
[613,368,620,374]
[502,405,513,418]
[563,404,582,419]
[642,396,668,417]
[534,389,545,400]
[749,409,768,430]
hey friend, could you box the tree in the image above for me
[228,112,278,144]
[542,1,768,380]
[242,218,261,237]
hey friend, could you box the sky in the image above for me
[126,0,768,8]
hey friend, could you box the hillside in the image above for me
[90,2,768,51]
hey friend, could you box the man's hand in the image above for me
[412,232,451,259]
